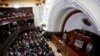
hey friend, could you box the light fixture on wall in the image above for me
[82,18,91,26]
[42,23,46,27]
[13,4,20,8]
[40,22,47,30]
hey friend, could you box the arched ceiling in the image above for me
[45,0,100,35]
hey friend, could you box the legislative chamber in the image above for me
[0,0,100,56]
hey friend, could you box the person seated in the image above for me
[7,29,55,56]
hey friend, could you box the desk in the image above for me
[51,35,78,56]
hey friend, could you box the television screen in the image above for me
[74,39,84,48]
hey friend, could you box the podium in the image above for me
[51,31,94,56]
[51,35,78,56]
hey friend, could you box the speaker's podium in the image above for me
[51,35,78,56]
[51,31,94,56]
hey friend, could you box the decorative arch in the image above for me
[47,0,100,35]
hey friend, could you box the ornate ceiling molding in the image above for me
[46,0,100,32]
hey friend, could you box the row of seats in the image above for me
[7,29,55,56]
[0,7,33,18]
[0,7,33,23]
[0,19,34,50]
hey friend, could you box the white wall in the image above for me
[41,0,56,30]
[64,12,97,34]
[64,12,83,31]
[33,6,43,26]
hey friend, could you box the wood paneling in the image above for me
[52,35,78,56]
[51,31,94,56]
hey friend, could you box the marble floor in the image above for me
[47,41,62,56]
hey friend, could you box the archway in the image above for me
[46,0,100,35]
[61,9,97,35]
[47,7,97,35]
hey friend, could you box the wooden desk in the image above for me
[51,35,78,56]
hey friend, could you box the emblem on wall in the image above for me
[82,18,91,26]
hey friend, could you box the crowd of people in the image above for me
[0,19,34,49]
[7,29,55,56]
